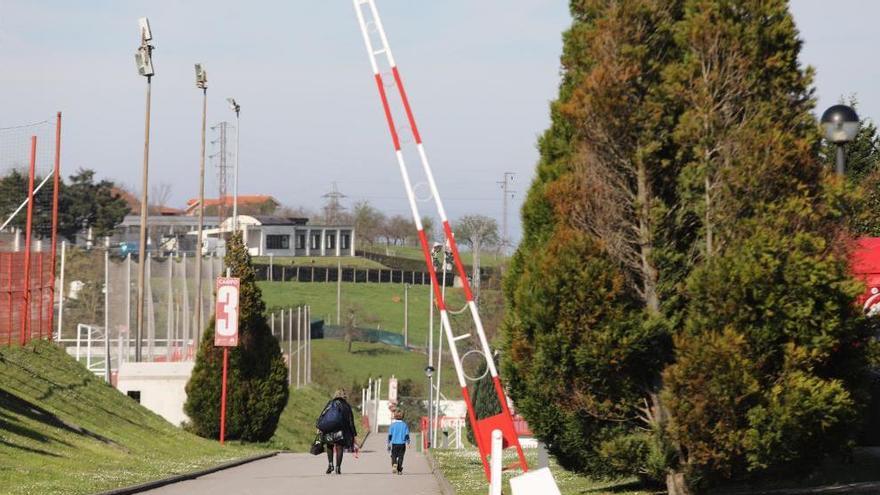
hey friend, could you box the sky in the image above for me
[0,1,877,245]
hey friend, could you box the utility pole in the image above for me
[194,63,208,345]
[404,283,409,348]
[322,182,347,225]
[496,172,516,253]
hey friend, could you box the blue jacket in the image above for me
[387,419,410,445]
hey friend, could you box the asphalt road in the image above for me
[140,434,442,495]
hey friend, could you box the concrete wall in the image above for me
[117,362,195,427]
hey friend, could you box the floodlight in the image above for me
[425,365,435,378]
[135,47,154,77]
[195,63,208,89]
[138,17,153,42]
[227,97,240,113]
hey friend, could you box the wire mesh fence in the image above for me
[56,248,223,374]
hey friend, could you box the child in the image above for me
[387,410,410,475]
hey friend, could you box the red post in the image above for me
[48,112,61,341]
[37,252,43,339]
[220,346,229,445]
[20,136,37,345]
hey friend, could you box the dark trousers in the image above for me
[391,444,406,472]
[326,443,344,467]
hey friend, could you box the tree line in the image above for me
[502,2,879,494]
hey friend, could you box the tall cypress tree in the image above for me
[184,232,289,442]
[503,1,874,493]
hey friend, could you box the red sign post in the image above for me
[215,277,240,445]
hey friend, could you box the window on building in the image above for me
[327,234,336,250]
[342,234,350,250]
[266,235,290,250]
[311,234,320,250]
[296,234,306,250]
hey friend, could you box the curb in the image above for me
[95,451,279,495]
[424,449,456,495]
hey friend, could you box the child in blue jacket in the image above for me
[387,410,410,475]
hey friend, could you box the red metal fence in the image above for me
[0,250,54,345]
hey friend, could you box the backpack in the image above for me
[317,400,344,433]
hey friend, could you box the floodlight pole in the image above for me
[195,81,207,345]
[135,74,152,363]
[233,106,240,233]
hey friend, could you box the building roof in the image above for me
[250,216,309,226]
[185,195,277,213]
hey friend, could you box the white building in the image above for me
[204,215,355,257]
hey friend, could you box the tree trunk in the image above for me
[637,159,659,313]
[705,174,713,257]
[666,471,691,495]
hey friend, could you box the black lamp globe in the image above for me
[821,104,860,175]
[425,365,435,378]
[821,104,860,144]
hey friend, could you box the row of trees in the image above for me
[503,1,877,494]
[0,168,130,241]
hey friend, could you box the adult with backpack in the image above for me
[315,388,358,475]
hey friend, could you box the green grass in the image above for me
[253,256,387,269]
[0,341,266,495]
[267,385,357,452]
[433,448,654,495]
[310,339,459,399]
[363,245,510,268]
[259,281,471,349]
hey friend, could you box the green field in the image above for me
[363,245,509,268]
[253,256,387,269]
[309,339,459,399]
[0,341,265,495]
[433,448,652,495]
[259,280,472,349]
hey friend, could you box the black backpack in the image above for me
[317,400,344,433]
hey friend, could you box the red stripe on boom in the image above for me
[461,385,490,479]
[417,229,447,311]
[441,221,474,302]
[392,67,422,145]
[374,74,401,151]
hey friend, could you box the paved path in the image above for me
[142,434,441,495]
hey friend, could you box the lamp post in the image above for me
[227,98,241,233]
[821,104,860,176]
[425,365,435,448]
[134,17,155,362]
[194,63,208,344]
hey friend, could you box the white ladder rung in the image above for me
[452,333,471,342]
[355,0,370,5]
[372,48,387,56]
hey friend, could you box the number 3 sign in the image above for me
[215,277,240,347]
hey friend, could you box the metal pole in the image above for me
[297,305,301,388]
[404,283,408,348]
[104,242,111,383]
[136,76,152,362]
[126,253,132,357]
[307,305,311,384]
[428,274,434,447]
[337,260,341,324]
[195,86,207,346]
[288,307,293,387]
[20,136,36,344]
[233,109,240,232]
[48,112,62,340]
[57,240,66,341]
[836,144,846,176]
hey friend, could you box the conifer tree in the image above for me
[184,232,289,442]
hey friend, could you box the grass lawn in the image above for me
[363,245,510,268]
[253,256,387,269]
[0,341,266,495]
[310,339,460,399]
[267,385,364,452]
[259,281,473,349]
[433,448,655,495]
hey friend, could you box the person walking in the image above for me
[316,389,358,475]
[387,410,410,475]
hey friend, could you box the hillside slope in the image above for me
[0,341,264,495]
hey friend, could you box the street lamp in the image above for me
[227,98,241,233]
[425,365,435,448]
[134,17,155,362]
[194,63,208,343]
[821,104,860,176]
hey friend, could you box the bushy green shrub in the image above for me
[184,232,289,442]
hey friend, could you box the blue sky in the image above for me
[0,1,876,244]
